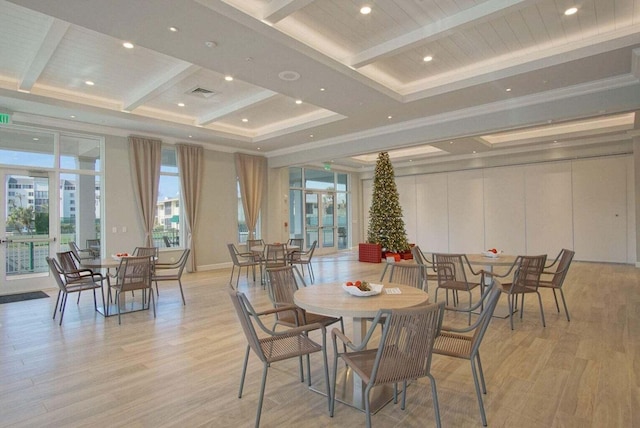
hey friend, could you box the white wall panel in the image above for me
[415,173,449,253]
[448,169,484,253]
[524,161,573,256]
[396,175,417,244]
[572,157,628,262]
[483,166,526,255]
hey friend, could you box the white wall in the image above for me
[361,155,636,263]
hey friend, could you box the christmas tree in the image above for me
[367,152,410,253]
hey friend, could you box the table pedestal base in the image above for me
[311,367,396,414]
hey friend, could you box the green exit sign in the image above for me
[0,113,11,124]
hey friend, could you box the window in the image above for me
[155,147,181,248]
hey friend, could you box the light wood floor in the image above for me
[1,251,639,427]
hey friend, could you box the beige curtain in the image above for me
[234,153,267,240]
[176,143,203,272]
[128,136,162,246]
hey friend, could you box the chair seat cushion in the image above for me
[439,280,479,291]
[260,334,321,363]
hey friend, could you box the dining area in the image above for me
[1,247,636,427]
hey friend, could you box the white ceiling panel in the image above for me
[0,0,638,168]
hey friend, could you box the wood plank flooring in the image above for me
[1,251,638,427]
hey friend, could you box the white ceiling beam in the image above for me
[262,0,315,24]
[19,19,70,92]
[122,64,200,111]
[197,90,277,126]
[349,0,537,68]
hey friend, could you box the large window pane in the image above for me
[0,128,54,168]
[238,180,260,243]
[305,169,335,190]
[337,173,348,192]
[59,173,100,251]
[154,147,181,248]
[289,189,303,240]
[60,134,101,171]
[289,167,302,187]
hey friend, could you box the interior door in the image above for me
[1,170,55,294]
[304,192,337,254]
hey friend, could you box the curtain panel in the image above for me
[128,136,162,247]
[234,153,267,240]
[176,143,203,272]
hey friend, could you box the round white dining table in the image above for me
[294,282,429,413]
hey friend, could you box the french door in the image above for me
[1,169,56,293]
[304,192,337,254]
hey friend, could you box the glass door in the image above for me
[1,170,55,293]
[304,191,337,254]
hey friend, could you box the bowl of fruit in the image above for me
[112,252,130,261]
[342,280,384,297]
[482,248,503,258]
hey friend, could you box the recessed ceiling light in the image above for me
[257,147,261,150]
[309,134,314,138]
[85,80,94,86]
[122,42,134,49]
[320,88,325,91]
[178,102,185,107]
[224,75,233,81]
[423,55,433,62]
[33,137,39,141]
[169,26,178,32]
[360,5,372,15]
[449,141,454,144]
[188,135,192,138]
[505,88,512,92]
[387,115,393,119]
[564,7,578,16]
[473,151,477,154]
[70,115,76,118]
[409,159,413,162]
[295,99,302,105]
[242,118,248,123]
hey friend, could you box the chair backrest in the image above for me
[388,263,423,289]
[302,240,317,261]
[550,249,575,287]
[115,256,152,292]
[228,288,267,363]
[68,241,87,260]
[513,254,547,290]
[266,265,303,308]
[371,302,445,387]
[86,239,100,254]
[47,256,68,292]
[174,248,191,275]
[411,245,426,266]
[133,246,158,258]
[434,253,469,284]
[265,243,287,263]
[56,251,82,282]
[288,238,304,248]
[227,243,241,265]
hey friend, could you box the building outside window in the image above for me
[155,147,182,248]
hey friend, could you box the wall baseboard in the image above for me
[197,262,233,271]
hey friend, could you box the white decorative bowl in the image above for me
[481,250,502,258]
[342,282,384,297]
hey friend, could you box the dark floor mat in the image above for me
[0,291,50,304]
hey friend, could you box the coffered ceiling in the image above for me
[1,0,639,170]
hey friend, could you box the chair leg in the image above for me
[239,345,250,398]
[116,290,122,325]
[471,357,488,426]
[255,363,269,428]
[476,352,487,394]
[551,289,560,313]
[330,353,339,417]
[364,385,373,428]
[308,263,314,283]
[77,290,81,304]
[401,380,408,409]
[427,373,442,428]
[467,290,472,325]
[53,290,62,320]
[508,294,514,330]
[559,289,570,321]
[321,348,332,413]
[536,291,546,327]
[150,286,156,318]
[229,265,236,287]
[178,279,186,305]
[59,292,68,325]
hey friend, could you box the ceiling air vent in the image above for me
[187,87,217,99]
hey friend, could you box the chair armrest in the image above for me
[155,262,179,270]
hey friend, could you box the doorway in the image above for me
[1,170,55,293]
[304,192,337,254]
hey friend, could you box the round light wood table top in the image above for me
[466,253,517,267]
[294,282,429,319]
